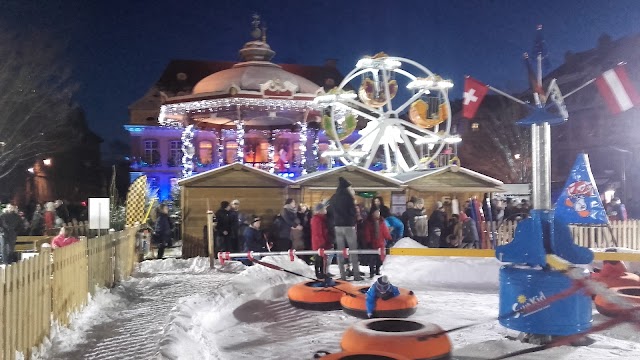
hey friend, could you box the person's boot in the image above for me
[369,266,375,279]
[375,265,381,275]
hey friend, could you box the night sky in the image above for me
[2,0,640,148]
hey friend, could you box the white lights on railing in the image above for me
[407,77,453,90]
[321,150,344,158]
[313,93,358,104]
[414,137,440,145]
[444,135,462,144]
[356,57,402,70]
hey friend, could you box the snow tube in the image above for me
[591,261,640,288]
[340,286,418,319]
[594,286,640,317]
[341,319,452,360]
[288,280,355,311]
[315,350,410,360]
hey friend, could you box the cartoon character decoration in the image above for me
[554,154,608,225]
[564,181,594,218]
[275,144,289,172]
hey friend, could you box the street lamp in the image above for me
[27,167,34,174]
[514,153,521,160]
[43,158,52,166]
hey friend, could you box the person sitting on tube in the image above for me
[366,275,400,318]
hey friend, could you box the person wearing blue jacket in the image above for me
[366,275,401,318]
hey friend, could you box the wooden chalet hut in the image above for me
[177,162,294,256]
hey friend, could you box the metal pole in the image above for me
[207,210,214,268]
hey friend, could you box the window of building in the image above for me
[225,141,238,164]
[199,141,213,165]
[143,139,160,165]
[168,140,182,167]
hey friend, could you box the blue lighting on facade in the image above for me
[124,125,146,133]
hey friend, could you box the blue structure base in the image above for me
[499,265,592,336]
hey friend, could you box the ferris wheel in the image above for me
[314,53,457,173]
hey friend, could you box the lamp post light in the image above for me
[43,158,52,166]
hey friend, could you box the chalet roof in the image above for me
[395,165,504,192]
[294,165,403,190]
[177,162,294,187]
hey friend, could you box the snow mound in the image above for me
[383,238,501,291]
[159,255,315,359]
[138,257,214,274]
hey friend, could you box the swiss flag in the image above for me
[595,64,640,114]
[463,76,489,119]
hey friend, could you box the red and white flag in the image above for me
[595,65,640,114]
[463,76,489,119]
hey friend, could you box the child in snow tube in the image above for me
[341,276,418,318]
[367,276,400,318]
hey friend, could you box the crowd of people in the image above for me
[0,200,75,264]
[209,177,497,281]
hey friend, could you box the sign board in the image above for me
[89,198,110,230]
[390,193,407,216]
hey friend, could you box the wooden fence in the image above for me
[489,219,640,250]
[0,227,138,360]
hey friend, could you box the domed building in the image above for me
[126,15,343,199]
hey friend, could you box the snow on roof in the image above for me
[177,162,295,186]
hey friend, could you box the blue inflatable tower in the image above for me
[496,155,604,336]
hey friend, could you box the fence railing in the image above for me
[490,219,640,250]
[0,227,138,360]
[44,220,103,238]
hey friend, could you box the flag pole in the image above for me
[562,78,596,99]
[487,85,528,105]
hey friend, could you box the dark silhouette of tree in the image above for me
[456,95,532,183]
[0,29,78,180]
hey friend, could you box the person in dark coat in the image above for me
[153,204,173,259]
[427,201,447,248]
[242,216,268,265]
[229,199,242,252]
[273,198,298,251]
[215,201,234,254]
[328,177,362,281]
[298,203,313,263]
[371,196,391,219]
[1,205,23,264]
[29,204,44,236]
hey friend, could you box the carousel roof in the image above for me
[192,60,322,96]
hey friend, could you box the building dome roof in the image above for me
[192,60,321,95]
[192,16,321,96]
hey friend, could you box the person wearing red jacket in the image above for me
[311,202,332,278]
[362,209,392,278]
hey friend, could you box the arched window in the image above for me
[199,141,213,165]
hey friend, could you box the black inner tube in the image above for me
[618,287,640,297]
[367,319,424,332]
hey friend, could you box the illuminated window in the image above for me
[471,122,480,132]
[143,140,160,165]
[168,140,181,167]
[199,141,213,164]
[225,142,238,164]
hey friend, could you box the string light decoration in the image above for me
[181,125,195,178]
[267,130,276,173]
[160,98,319,119]
[235,118,245,163]
[313,129,320,170]
[298,120,308,175]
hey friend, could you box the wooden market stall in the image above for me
[178,162,294,256]
[291,165,405,209]
[393,165,505,215]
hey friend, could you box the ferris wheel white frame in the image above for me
[314,56,454,174]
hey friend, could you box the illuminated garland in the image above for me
[268,131,275,173]
[235,118,245,163]
[160,98,319,118]
[181,125,195,178]
[298,121,308,175]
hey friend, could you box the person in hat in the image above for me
[365,275,401,318]
[241,215,268,266]
[427,201,447,248]
[328,176,363,281]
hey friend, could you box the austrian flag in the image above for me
[595,65,640,114]
[463,76,489,119]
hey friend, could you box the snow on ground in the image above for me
[39,240,640,359]
[38,257,241,360]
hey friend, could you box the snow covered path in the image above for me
[42,258,241,360]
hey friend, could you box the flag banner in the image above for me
[554,153,608,225]
[596,65,640,114]
[463,77,489,119]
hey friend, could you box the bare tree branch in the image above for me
[0,28,78,181]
